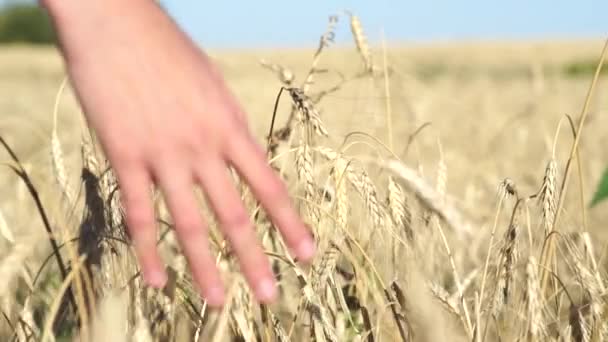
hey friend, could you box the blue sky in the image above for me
[163,1,607,48]
[2,0,603,47]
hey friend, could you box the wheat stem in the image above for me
[540,38,608,294]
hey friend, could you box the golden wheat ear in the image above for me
[538,158,557,235]
[51,77,74,207]
[525,257,546,339]
[346,10,374,73]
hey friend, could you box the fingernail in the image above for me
[144,269,168,289]
[256,278,277,303]
[296,238,316,261]
[205,286,226,307]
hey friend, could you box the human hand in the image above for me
[46,0,315,306]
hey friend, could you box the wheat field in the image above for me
[0,14,607,342]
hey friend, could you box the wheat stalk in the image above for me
[449,268,479,305]
[387,176,413,241]
[302,14,339,93]
[577,310,591,342]
[289,87,329,138]
[560,324,573,342]
[493,207,520,316]
[385,159,472,237]
[51,78,74,207]
[260,58,295,85]
[429,282,461,317]
[230,280,256,341]
[318,148,385,227]
[296,143,320,225]
[581,232,604,293]
[346,11,373,72]
[525,257,545,339]
[538,158,558,235]
[81,131,100,175]
[288,261,337,341]
[133,304,153,342]
[499,178,519,199]
[572,258,603,320]
[540,38,608,294]
[429,280,472,334]
[352,170,385,229]
[312,243,340,293]
[333,160,349,229]
[267,307,289,342]
[16,297,37,342]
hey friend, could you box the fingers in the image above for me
[116,166,167,288]
[227,133,315,262]
[155,165,225,307]
[197,161,277,303]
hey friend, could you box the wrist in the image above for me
[40,0,74,22]
[42,1,174,60]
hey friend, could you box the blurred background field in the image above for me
[2,39,606,238]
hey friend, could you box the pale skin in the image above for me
[41,0,316,307]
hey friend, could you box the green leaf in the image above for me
[590,167,608,207]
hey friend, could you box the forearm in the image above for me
[42,0,165,28]
[41,0,183,63]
